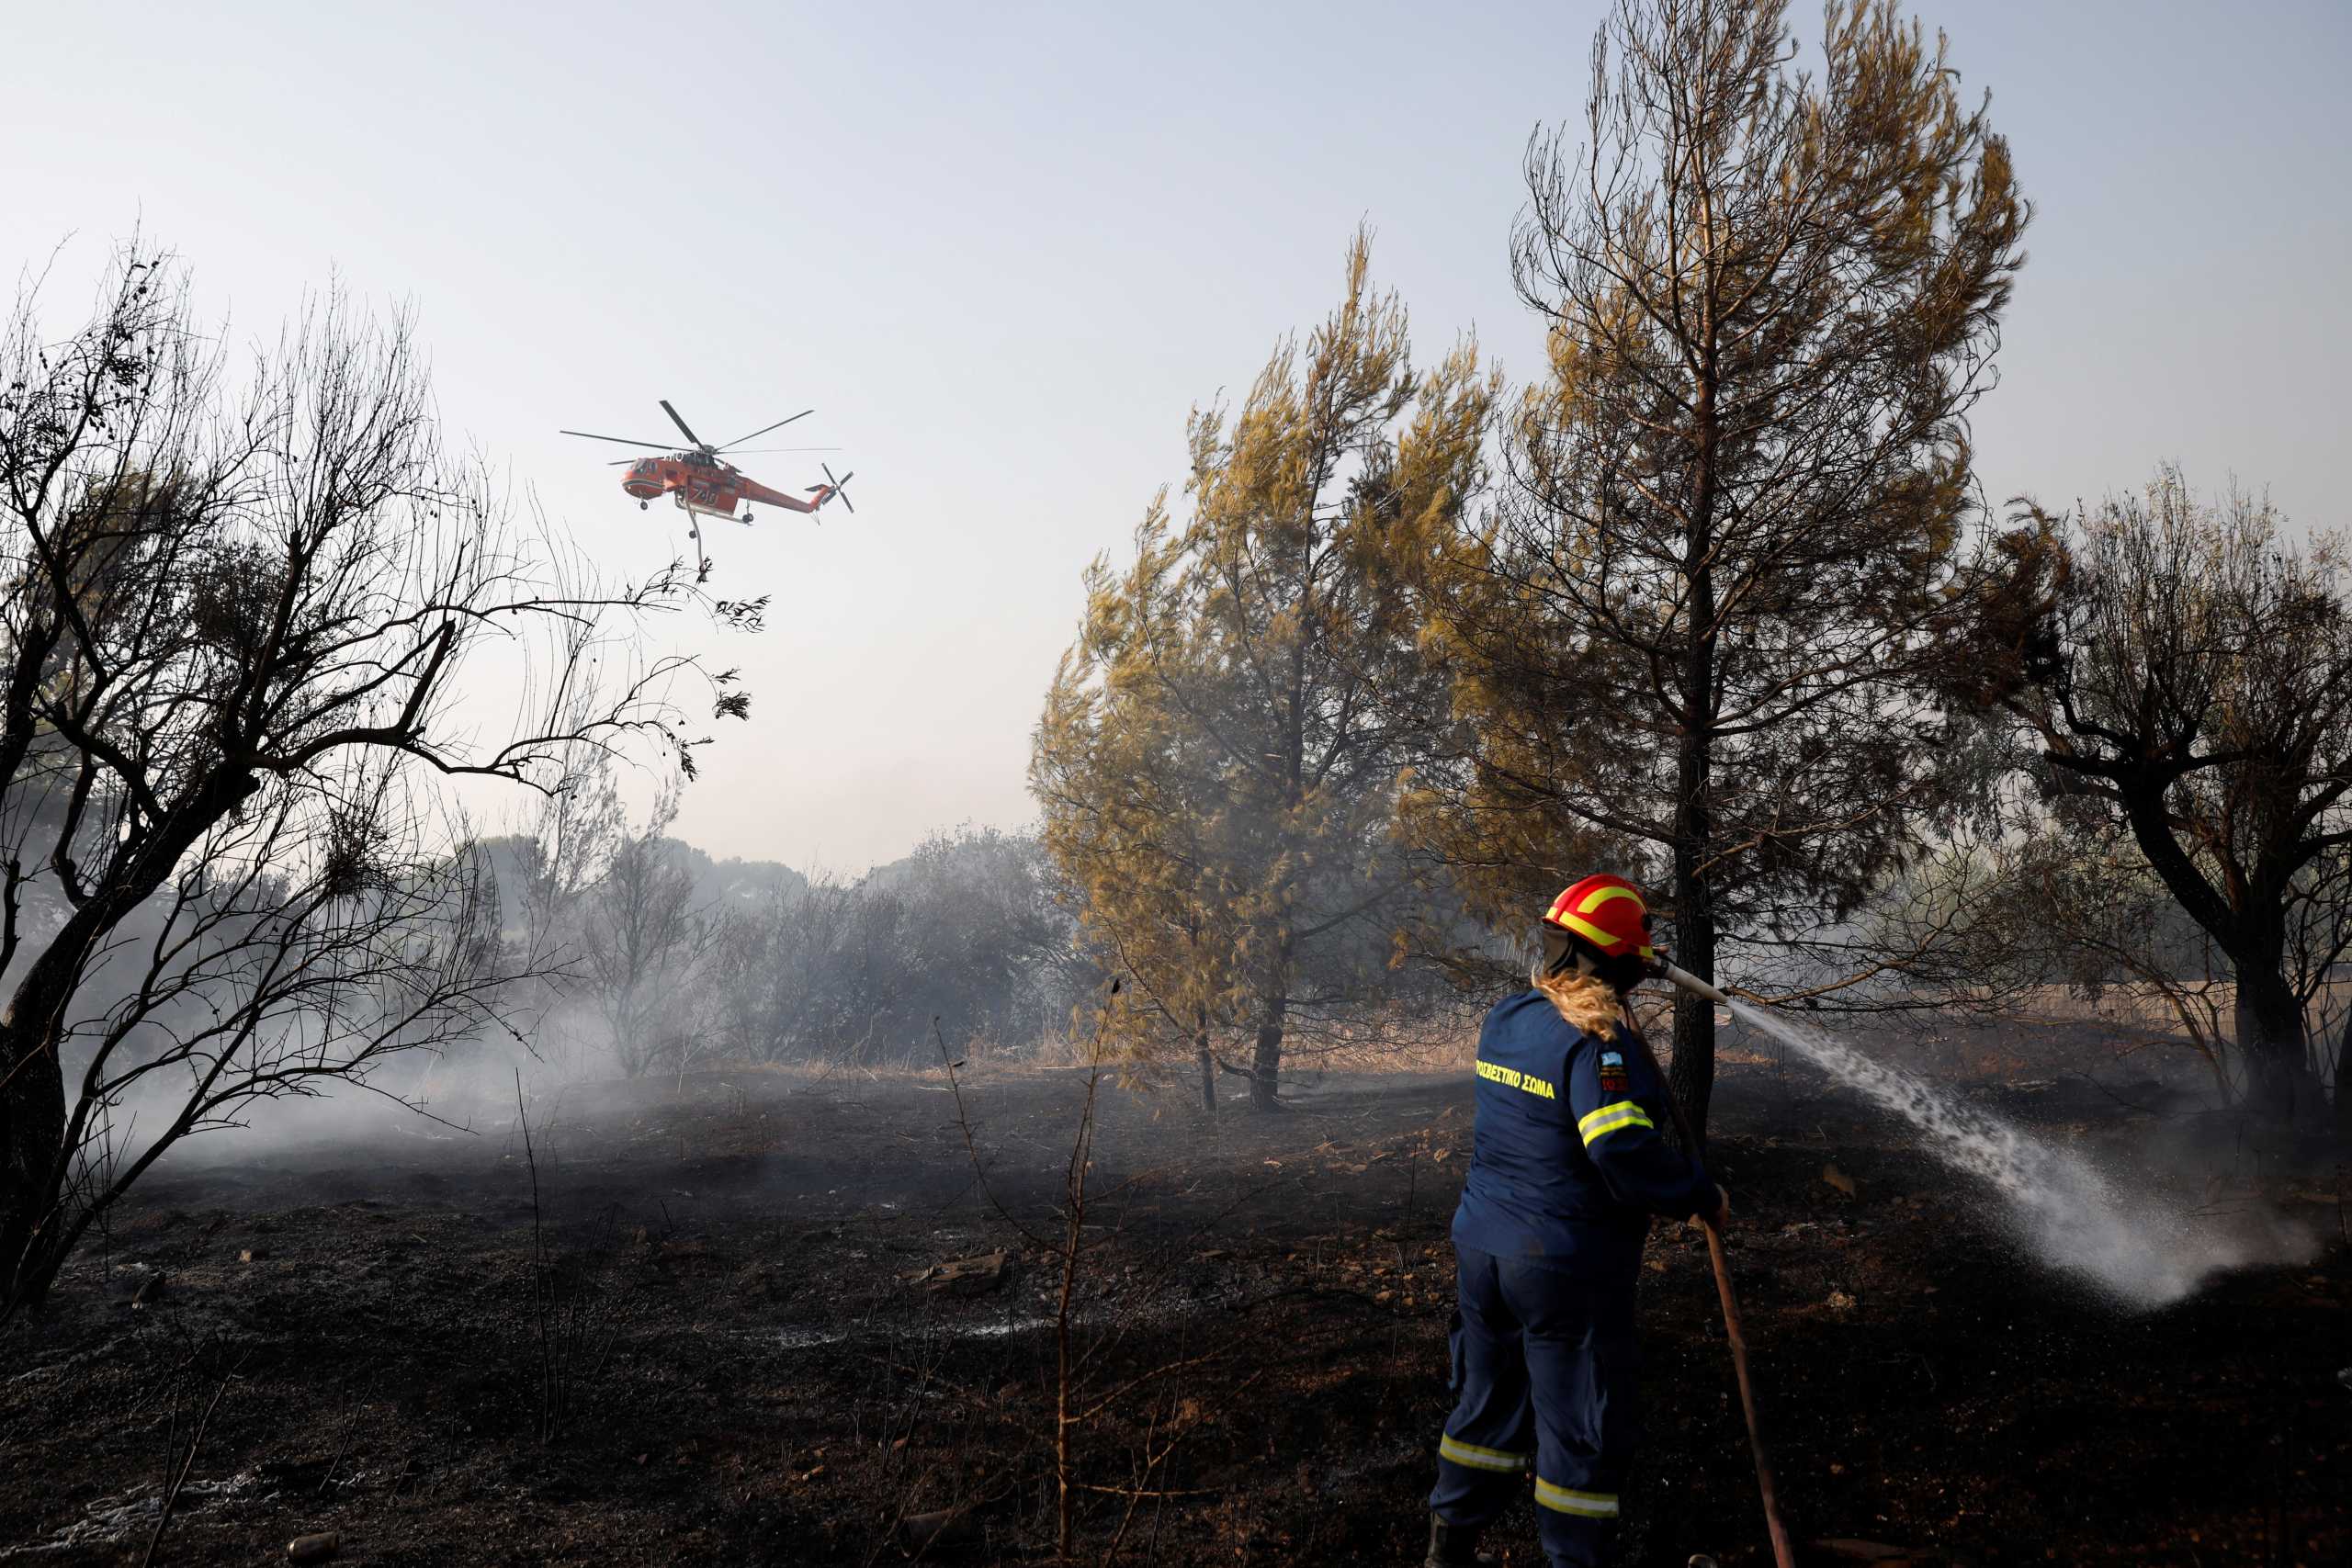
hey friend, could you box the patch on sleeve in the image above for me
[1597,1049,1629,1093]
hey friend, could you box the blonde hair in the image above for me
[1531,965,1626,1040]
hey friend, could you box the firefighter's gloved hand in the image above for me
[1700,1184,1731,1233]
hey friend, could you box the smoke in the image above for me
[119,1034,550,1172]
[1728,1002,2320,1309]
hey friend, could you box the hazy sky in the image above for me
[6,2,2346,871]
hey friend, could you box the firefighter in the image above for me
[1424,874,1729,1568]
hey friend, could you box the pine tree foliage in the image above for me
[1399,0,2027,1134]
[1034,232,1496,1111]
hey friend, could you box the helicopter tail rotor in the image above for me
[808,463,856,515]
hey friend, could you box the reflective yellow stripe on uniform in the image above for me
[1577,1100,1654,1146]
[1533,1478,1620,1517]
[1438,1435,1531,1472]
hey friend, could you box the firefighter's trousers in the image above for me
[1429,1244,1640,1568]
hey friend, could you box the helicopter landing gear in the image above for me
[741,510,754,524]
[639,499,648,510]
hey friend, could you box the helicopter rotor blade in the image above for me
[716,409,813,452]
[724,446,842,455]
[659,400,707,450]
[561,429,679,449]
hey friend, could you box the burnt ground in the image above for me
[2,1019,2346,1567]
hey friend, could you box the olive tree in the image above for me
[1960,468,2352,1134]
[0,244,748,1314]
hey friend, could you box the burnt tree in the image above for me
[1962,469,2352,1133]
[0,244,747,1314]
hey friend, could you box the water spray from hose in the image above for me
[1652,962,2317,1308]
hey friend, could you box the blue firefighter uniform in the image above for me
[1430,988,1714,1567]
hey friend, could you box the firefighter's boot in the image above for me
[1423,1513,1495,1567]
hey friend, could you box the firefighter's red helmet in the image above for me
[1542,874,1656,962]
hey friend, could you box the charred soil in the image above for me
[2,1020,2346,1566]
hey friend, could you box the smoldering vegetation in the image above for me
[1,1002,2342,1568]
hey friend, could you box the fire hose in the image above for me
[1642,961,1800,1568]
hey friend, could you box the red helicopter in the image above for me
[561,399,854,572]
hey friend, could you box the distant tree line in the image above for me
[479,784,1465,1079]
[476,808,1098,1075]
